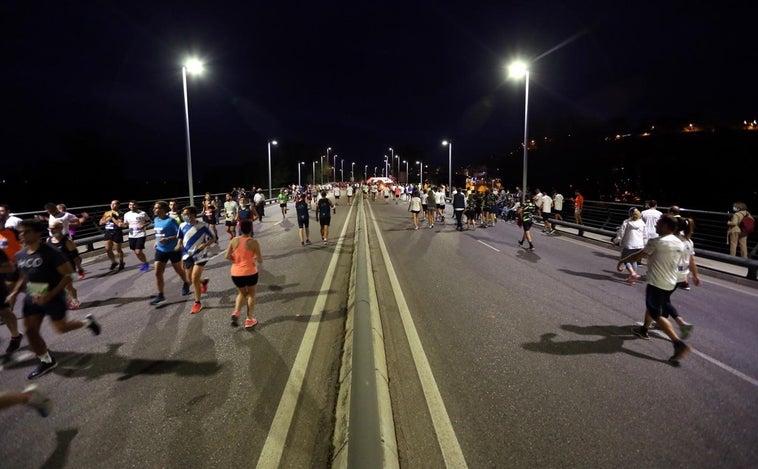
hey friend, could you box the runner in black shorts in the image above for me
[99,199,125,271]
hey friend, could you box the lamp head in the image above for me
[270,140,278,146]
[508,61,528,79]
[184,58,204,75]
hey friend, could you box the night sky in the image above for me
[2,1,756,208]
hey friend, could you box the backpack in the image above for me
[740,213,755,235]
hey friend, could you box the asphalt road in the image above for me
[365,198,758,468]
[1,205,353,469]
[2,194,757,468]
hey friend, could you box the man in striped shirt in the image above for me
[178,206,218,314]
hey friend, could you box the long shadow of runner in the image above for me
[521,324,671,365]
[7,343,223,381]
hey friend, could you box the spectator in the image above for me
[727,201,751,259]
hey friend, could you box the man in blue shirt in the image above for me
[149,201,189,305]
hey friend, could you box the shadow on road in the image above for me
[521,324,671,365]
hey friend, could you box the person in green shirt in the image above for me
[277,189,289,220]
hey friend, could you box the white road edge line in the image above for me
[256,201,355,468]
[366,202,468,468]
[642,323,758,388]
[477,240,500,252]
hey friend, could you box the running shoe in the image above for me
[5,333,23,355]
[191,302,203,314]
[110,262,118,271]
[244,318,258,329]
[631,326,650,340]
[305,240,312,245]
[85,314,101,335]
[231,311,240,327]
[669,341,691,365]
[518,239,523,246]
[78,270,85,280]
[67,298,81,310]
[23,384,51,417]
[201,278,209,294]
[118,262,125,271]
[28,358,58,380]
[181,283,191,296]
[149,294,166,305]
[140,263,150,273]
[680,324,694,340]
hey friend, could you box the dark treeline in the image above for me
[3,126,756,215]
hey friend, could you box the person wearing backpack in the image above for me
[727,201,753,259]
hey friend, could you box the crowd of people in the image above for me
[0,185,754,416]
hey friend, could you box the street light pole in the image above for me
[297,161,304,189]
[325,147,332,185]
[364,164,368,181]
[181,59,204,206]
[340,159,344,183]
[312,161,317,186]
[333,154,338,182]
[320,155,325,185]
[389,147,394,178]
[443,140,452,197]
[351,162,355,181]
[267,140,277,199]
[509,61,530,203]
[404,160,409,185]
[416,161,423,187]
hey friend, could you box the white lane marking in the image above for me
[256,201,355,468]
[641,323,758,388]
[366,202,468,468]
[477,240,500,252]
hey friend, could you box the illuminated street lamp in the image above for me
[351,162,355,180]
[333,154,339,182]
[403,160,409,185]
[312,161,317,186]
[320,155,325,185]
[508,60,530,203]
[416,160,423,187]
[297,161,305,189]
[442,140,452,197]
[267,140,278,199]
[364,164,368,181]
[388,147,395,178]
[181,58,204,206]
[383,155,388,177]
[374,166,378,177]
[325,147,332,184]
[341,159,344,183]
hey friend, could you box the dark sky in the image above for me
[2,1,756,185]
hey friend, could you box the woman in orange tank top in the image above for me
[225,219,263,328]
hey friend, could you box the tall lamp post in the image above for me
[442,140,452,197]
[320,155,325,185]
[312,161,317,186]
[340,159,344,183]
[509,60,530,203]
[403,160,409,185]
[297,161,304,189]
[182,58,204,206]
[374,166,378,177]
[351,162,355,181]
[383,156,388,177]
[267,140,278,199]
[416,161,423,187]
[333,154,339,182]
[325,147,332,184]
[388,147,394,178]
[364,164,368,181]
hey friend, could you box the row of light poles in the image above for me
[183,58,531,205]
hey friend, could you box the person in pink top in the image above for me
[225,219,263,329]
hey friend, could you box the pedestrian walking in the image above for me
[618,214,691,365]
